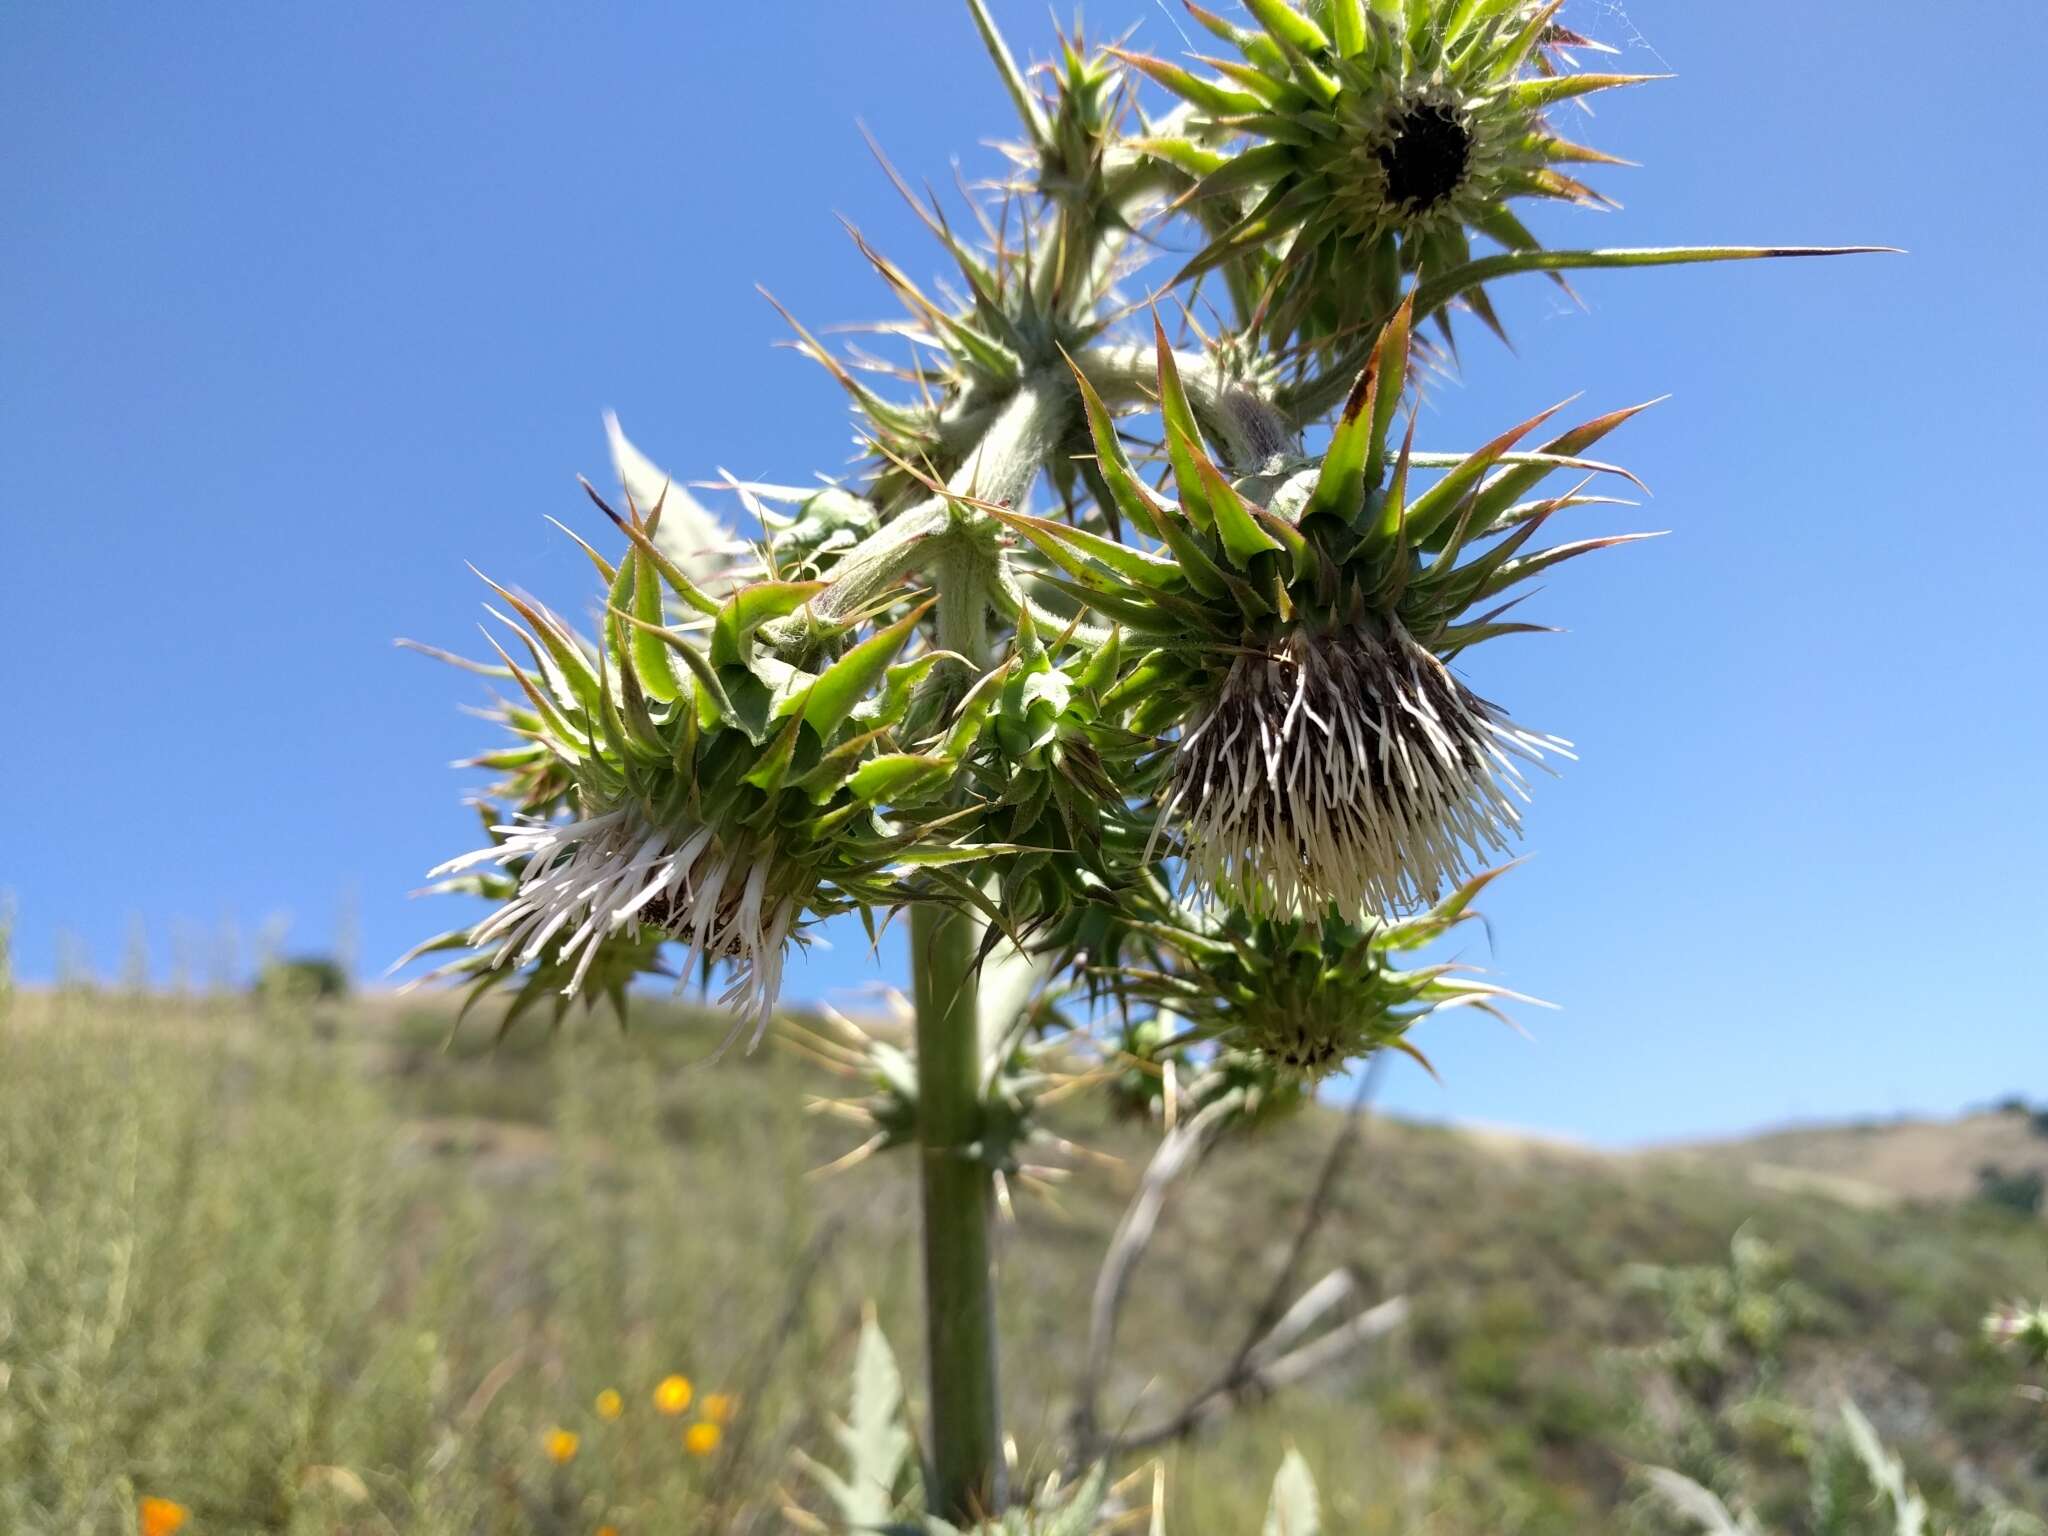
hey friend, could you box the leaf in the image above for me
[1403,398,1574,550]
[803,600,934,742]
[1064,350,1162,539]
[1459,398,1661,542]
[1307,353,1380,521]
[1243,0,1330,53]
[988,506,1183,589]
[1362,294,1412,496]
[1041,1462,1112,1536]
[963,0,1050,147]
[1507,71,1666,110]
[471,571,600,716]
[1263,1450,1322,1536]
[1155,320,1214,533]
[712,579,826,667]
[1411,245,1898,324]
[1181,433,1284,568]
[847,753,954,807]
[804,1307,913,1529]
[1108,48,1265,117]
[612,610,741,735]
[629,548,680,703]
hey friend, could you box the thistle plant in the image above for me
[409,1,1877,1521]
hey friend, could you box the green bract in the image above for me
[1006,304,1651,919]
[1115,867,1526,1079]
[408,490,973,1045]
[1124,0,1648,357]
[945,608,1155,935]
[1130,0,1638,354]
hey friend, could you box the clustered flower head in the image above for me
[1011,307,1650,923]
[1109,865,1530,1080]
[1121,0,1647,356]
[404,482,972,1041]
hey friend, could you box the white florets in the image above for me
[430,806,797,1041]
[1163,626,1567,918]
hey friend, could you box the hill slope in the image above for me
[3,988,2042,1535]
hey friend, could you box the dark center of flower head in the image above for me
[1376,101,1472,214]
[1256,1010,1349,1076]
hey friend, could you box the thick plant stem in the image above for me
[913,900,1003,1520]
[907,377,1071,1521]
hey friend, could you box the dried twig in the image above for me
[1068,1055,1401,1467]
[1073,1088,1249,1452]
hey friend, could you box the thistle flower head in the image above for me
[1122,0,1645,355]
[943,608,1154,929]
[1167,621,1550,915]
[771,170,1116,517]
[1006,307,1652,919]
[785,1002,1082,1197]
[406,485,967,1043]
[1115,866,1527,1080]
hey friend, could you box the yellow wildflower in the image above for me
[594,1388,623,1421]
[684,1420,722,1456]
[139,1498,190,1536]
[701,1392,737,1424]
[653,1374,693,1416]
[544,1427,580,1464]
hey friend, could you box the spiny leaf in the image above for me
[964,0,1051,147]
[1064,350,1163,539]
[1308,352,1381,521]
[1155,319,1215,533]
[1108,48,1265,117]
[712,580,826,667]
[1507,70,1666,110]
[1410,245,1899,322]
[613,609,741,735]
[629,549,681,703]
[1180,430,1284,568]
[803,600,935,742]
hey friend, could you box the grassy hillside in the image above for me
[2,984,2042,1534]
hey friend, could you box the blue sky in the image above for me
[4,1,2042,1145]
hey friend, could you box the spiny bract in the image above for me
[1003,302,1654,920]
[1123,0,1645,358]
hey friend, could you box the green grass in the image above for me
[2,984,2042,1534]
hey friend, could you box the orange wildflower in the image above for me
[684,1420,722,1457]
[700,1392,737,1424]
[544,1427,580,1464]
[594,1388,623,1421]
[139,1499,190,1536]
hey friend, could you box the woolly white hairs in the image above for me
[1163,626,1568,919]
[430,807,796,1043]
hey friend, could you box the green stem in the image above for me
[909,374,1072,1521]
[912,899,1004,1520]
